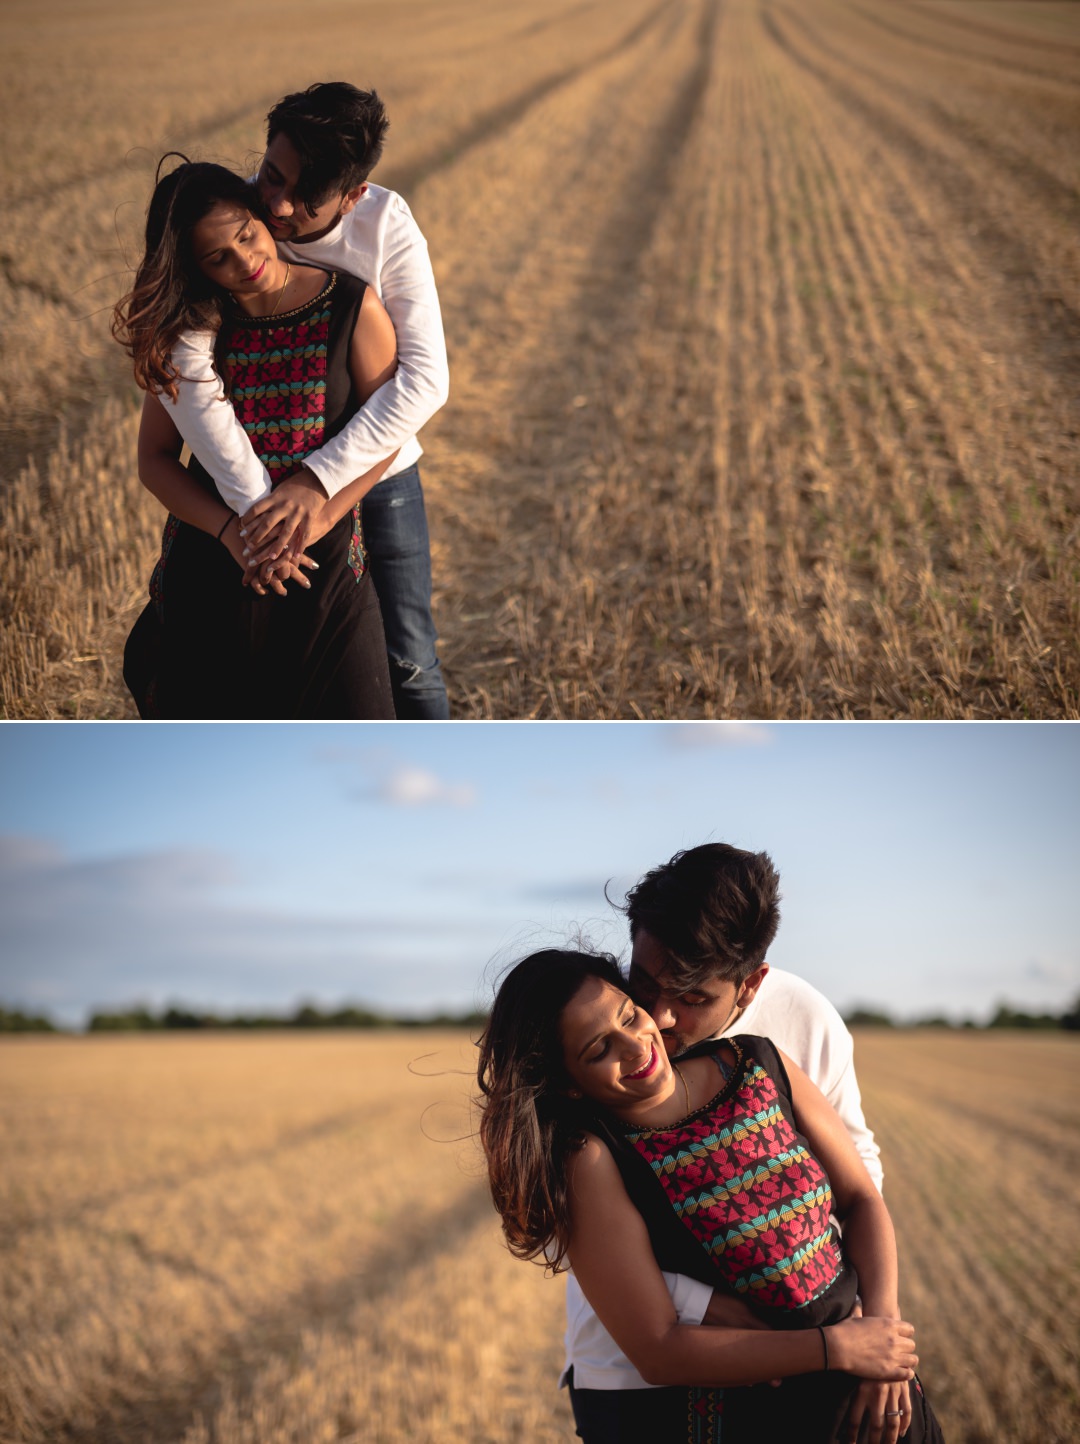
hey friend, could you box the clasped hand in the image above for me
[240,467,328,564]
[843,1378,913,1444]
[235,468,330,596]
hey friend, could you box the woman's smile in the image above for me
[242,259,268,284]
[623,1043,659,1081]
[560,976,684,1124]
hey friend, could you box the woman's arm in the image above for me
[779,1049,914,1442]
[138,396,314,595]
[137,395,246,567]
[566,1135,916,1388]
[777,1048,900,1321]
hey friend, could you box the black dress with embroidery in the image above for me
[124,271,394,719]
[574,1037,943,1444]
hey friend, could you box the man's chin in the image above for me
[660,1033,687,1058]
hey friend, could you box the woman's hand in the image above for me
[249,501,337,593]
[244,552,318,597]
[220,514,302,594]
[828,1317,917,1382]
[843,1378,912,1444]
[240,467,327,564]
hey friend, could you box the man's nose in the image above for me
[270,191,294,217]
[649,997,677,1031]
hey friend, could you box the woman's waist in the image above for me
[745,1258,858,1330]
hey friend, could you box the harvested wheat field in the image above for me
[1,1030,1077,1443]
[2,0,1079,717]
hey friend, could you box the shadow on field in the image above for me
[59,1181,495,1444]
[470,0,723,624]
[385,0,674,198]
[763,1,1080,380]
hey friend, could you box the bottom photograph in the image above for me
[0,720,1077,1444]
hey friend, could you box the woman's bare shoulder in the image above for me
[565,1130,617,1185]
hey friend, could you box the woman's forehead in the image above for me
[560,976,629,1040]
[192,204,251,246]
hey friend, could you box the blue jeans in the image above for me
[360,464,449,719]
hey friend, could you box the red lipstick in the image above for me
[623,1044,659,1081]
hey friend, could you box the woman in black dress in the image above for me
[478,950,944,1444]
[113,158,396,718]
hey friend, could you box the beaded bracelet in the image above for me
[817,1325,830,1371]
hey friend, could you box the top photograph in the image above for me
[2,0,1078,720]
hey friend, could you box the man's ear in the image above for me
[339,183,368,216]
[736,964,769,1010]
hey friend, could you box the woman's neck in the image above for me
[615,1053,727,1130]
[231,257,293,318]
[231,262,330,319]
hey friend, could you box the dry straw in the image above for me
[2,0,1077,716]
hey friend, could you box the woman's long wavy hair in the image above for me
[112,155,267,400]
[477,949,625,1272]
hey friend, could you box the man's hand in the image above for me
[240,468,327,565]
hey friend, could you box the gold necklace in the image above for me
[267,261,291,317]
[673,1063,691,1116]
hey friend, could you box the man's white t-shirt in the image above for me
[561,967,882,1390]
[163,184,449,511]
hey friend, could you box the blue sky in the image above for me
[1,721,1077,1026]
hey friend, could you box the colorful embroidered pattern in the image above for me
[150,513,181,617]
[688,1386,724,1443]
[223,300,331,484]
[219,277,364,583]
[627,1055,842,1310]
[346,506,366,584]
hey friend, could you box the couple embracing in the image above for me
[479,844,945,1443]
[114,82,448,720]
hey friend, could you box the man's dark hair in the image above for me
[266,82,389,213]
[625,843,781,990]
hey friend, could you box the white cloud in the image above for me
[318,747,478,808]
[378,766,476,808]
[663,723,773,749]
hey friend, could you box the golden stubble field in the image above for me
[2,0,1079,718]
[1,1029,1077,1444]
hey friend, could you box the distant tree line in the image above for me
[0,1002,489,1034]
[3,998,1079,1035]
[0,1006,62,1033]
[844,999,1080,1031]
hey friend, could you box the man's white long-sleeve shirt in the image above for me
[163,184,449,513]
[561,967,883,1390]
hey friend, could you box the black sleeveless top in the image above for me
[584,1035,857,1329]
[184,269,367,500]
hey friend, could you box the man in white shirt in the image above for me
[564,842,882,1430]
[164,82,451,718]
